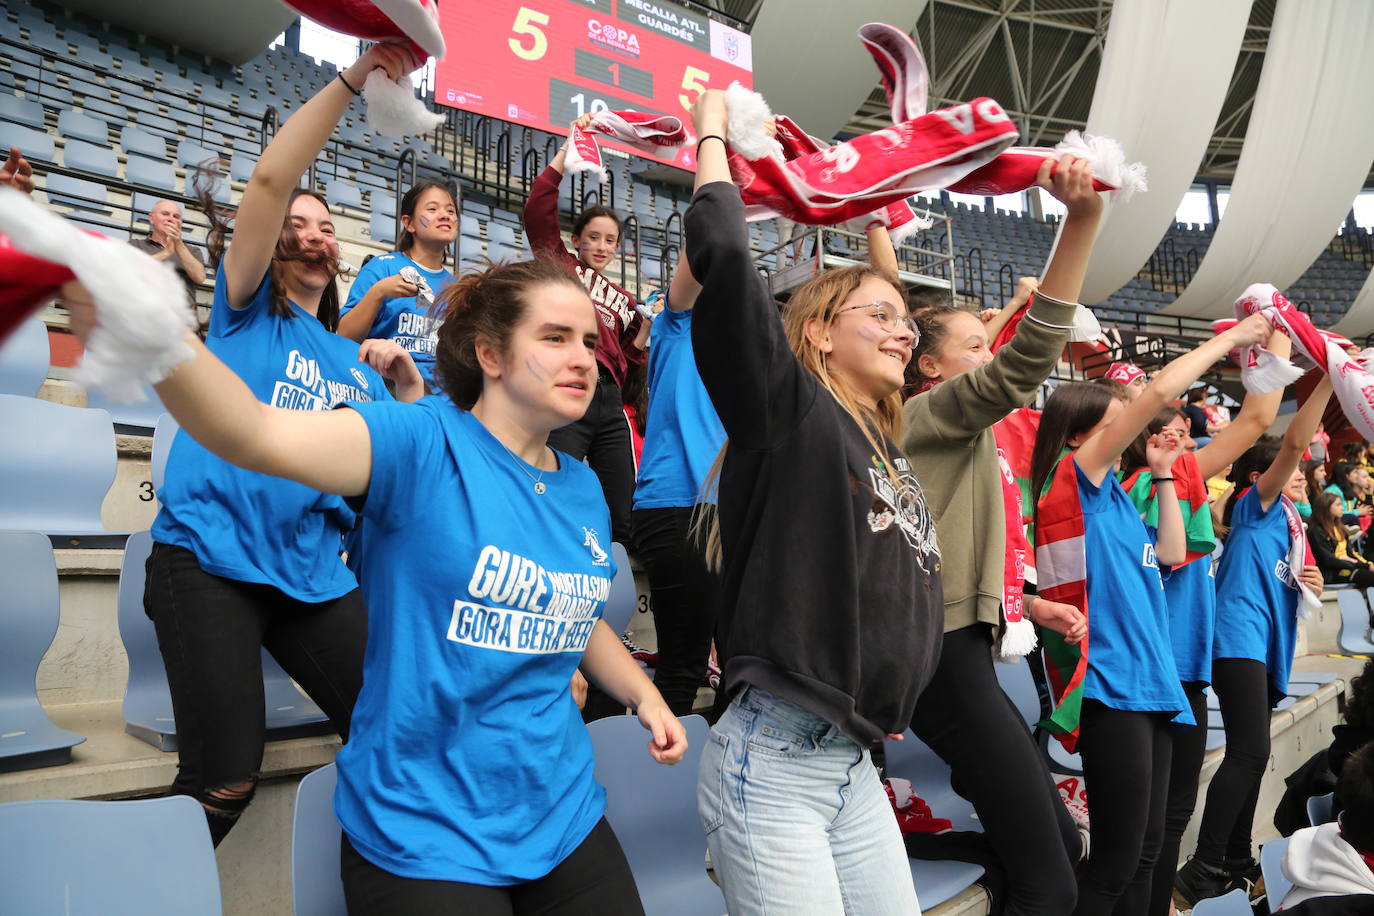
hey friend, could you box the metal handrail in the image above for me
[620,214,642,295]
[393,148,417,245]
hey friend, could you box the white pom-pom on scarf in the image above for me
[996,616,1038,660]
[1054,130,1148,203]
[723,82,781,161]
[363,70,444,138]
[0,187,195,402]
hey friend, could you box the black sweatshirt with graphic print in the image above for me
[687,181,944,744]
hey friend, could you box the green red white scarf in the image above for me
[1029,450,1090,752]
[1119,452,1216,567]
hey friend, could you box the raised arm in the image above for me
[1147,428,1188,567]
[1076,315,1274,486]
[1255,373,1334,510]
[523,116,595,259]
[866,224,898,278]
[981,276,1038,343]
[62,284,374,496]
[224,43,417,308]
[1035,155,1102,304]
[686,90,807,448]
[666,245,702,313]
[1193,331,1293,479]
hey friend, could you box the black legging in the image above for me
[1075,700,1172,916]
[630,506,719,717]
[145,542,367,845]
[909,624,1079,916]
[341,818,644,915]
[547,370,635,546]
[1148,682,1209,916]
[1192,658,1271,864]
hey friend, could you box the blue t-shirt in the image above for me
[1077,463,1193,723]
[1212,486,1300,704]
[1161,552,1218,685]
[340,252,451,385]
[633,308,726,509]
[334,398,614,885]
[152,269,389,602]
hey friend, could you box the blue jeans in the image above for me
[698,686,921,915]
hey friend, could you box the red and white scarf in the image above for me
[1217,283,1374,443]
[1278,492,1323,617]
[563,111,689,182]
[0,188,194,400]
[994,431,1036,657]
[1104,362,1145,385]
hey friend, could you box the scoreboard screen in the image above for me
[434,0,754,170]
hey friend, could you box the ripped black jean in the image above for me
[144,542,367,844]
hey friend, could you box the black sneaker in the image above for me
[1224,855,1262,899]
[1174,855,1232,908]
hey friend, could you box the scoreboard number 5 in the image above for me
[679,66,709,111]
[509,7,550,62]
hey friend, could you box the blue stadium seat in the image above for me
[0,90,44,128]
[0,531,86,772]
[43,174,113,218]
[373,194,396,217]
[369,210,396,245]
[56,108,107,144]
[86,385,168,432]
[229,152,257,182]
[589,715,723,916]
[1191,889,1252,915]
[72,222,131,242]
[1339,590,1374,654]
[176,140,219,169]
[326,180,362,210]
[993,656,1043,727]
[1262,837,1292,912]
[118,90,160,116]
[883,729,986,908]
[0,122,54,161]
[126,155,177,192]
[115,58,158,84]
[0,395,118,540]
[119,124,167,159]
[0,795,221,914]
[1306,791,1334,826]
[0,319,50,397]
[460,214,483,240]
[487,221,517,249]
[291,763,346,916]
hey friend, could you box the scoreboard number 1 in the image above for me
[509,7,550,62]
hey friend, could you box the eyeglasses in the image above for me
[833,301,920,342]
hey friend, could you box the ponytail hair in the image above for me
[431,256,585,410]
[1222,435,1282,526]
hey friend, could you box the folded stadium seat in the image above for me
[136,112,180,138]
[0,795,222,913]
[460,213,483,241]
[176,139,220,170]
[487,221,517,249]
[291,763,348,916]
[487,241,519,263]
[354,170,390,194]
[125,154,177,192]
[373,194,396,217]
[0,318,51,398]
[59,138,117,178]
[325,180,363,210]
[25,30,67,57]
[586,716,724,916]
[43,174,117,223]
[55,108,105,145]
[0,531,87,772]
[0,394,121,543]
[158,70,195,96]
[0,122,54,162]
[165,104,207,128]
[116,90,159,117]
[196,83,232,109]
[0,90,44,128]
[70,222,130,242]
[228,152,257,182]
[114,57,157,84]
[369,210,396,245]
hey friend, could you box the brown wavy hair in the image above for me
[431,256,586,410]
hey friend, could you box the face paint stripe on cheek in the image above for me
[524,355,551,381]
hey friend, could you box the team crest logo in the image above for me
[350,368,369,390]
[725,33,739,61]
[583,527,610,566]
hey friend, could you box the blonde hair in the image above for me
[694,265,906,567]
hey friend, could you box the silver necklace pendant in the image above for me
[534,481,547,495]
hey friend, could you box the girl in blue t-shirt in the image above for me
[1028,314,1275,915]
[336,181,457,389]
[64,254,686,910]
[1175,375,1333,907]
[1113,336,1291,916]
[145,43,426,846]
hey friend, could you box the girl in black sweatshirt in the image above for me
[687,90,942,915]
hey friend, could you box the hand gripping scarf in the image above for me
[281,0,444,137]
[1029,449,1090,752]
[562,112,688,182]
[1120,451,1216,567]
[1217,283,1374,445]
[0,188,195,400]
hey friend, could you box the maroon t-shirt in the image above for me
[523,165,643,389]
